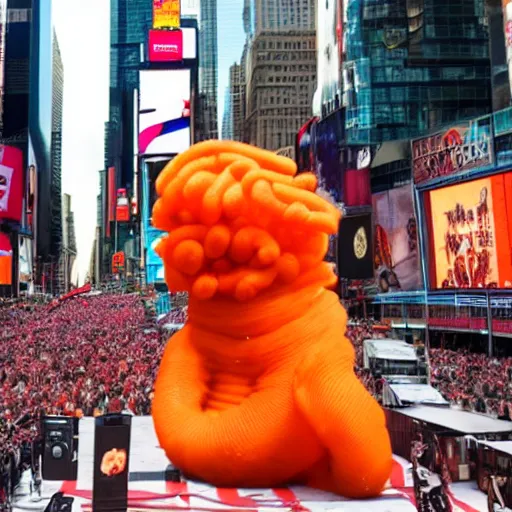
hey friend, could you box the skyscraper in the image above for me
[106,0,152,189]
[196,0,218,140]
[343,0,492,145]
[221,63,245,141]
[221,86,232,139]
[243,0,316,151]
[51,29,63,261]
[3,0,53,272]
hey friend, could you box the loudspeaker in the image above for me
[93,413,132,512]
[41,416,79,481]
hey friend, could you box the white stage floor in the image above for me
[12,416,486,511]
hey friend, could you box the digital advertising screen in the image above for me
[312,0,341,116]
[153,0,180,29]
[337,213,374,280]
[0,145,23,223]
[0,231,12,286]
[373,184,421,293]
[146,227,166,284]
[148,29,183,62]
[426,172,512,289]
[139,69,191,156]
[18,236,32,284]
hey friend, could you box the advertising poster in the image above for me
[504,0,512,99]
[116,189,130,222]
[0,231,12,285]
[139,69,191,156]
[0,145,23,222]
[337,213,373,279]
[153,0,180,29]
[427,173,512,289]
[146,228,166,284]
[412,118,493,185]
[18,236,31,284]
[373,185,421,293]
[312,0,341,116]
[148,29,183,62]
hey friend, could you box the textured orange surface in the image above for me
[151,141,392,498]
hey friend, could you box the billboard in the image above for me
[412,117,493,186]
[0,231,12,285]
[426,172,512,289]
[312,0,341,116]
[146,228,166,284]
[19,236,31,284]
[107,166,116,237]
[139,69,191,156]
[0,145,23,223]
[337,213,373,279]
[373,185,421,293]
[148,29,183,62]
[116,189,130,222]
[112,251,125,274]
[153,0,180,29]
[504,0,512,99]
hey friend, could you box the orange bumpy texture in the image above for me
[151,140,392,498]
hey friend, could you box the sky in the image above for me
[52,0,245,284]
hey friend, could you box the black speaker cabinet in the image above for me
[41,416,79,481]
[93,413,132,512]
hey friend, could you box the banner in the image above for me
[116,189,130,222]
[112,252,125,274]
[373,185,421,293]
[0,145,23,223]
[146,228,166,284]
[427,172,512,289]
[0,232,12,285]
[148,29,183,62]
[138,69,191,156]
[153,0,180,29]
[337,213,373,279]
[412,117,493,185]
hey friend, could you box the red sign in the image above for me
[116,188,130,222]
[0,232,12,285]
[0,146,23,223]
[112,251,125,274]
[148,30,183,62]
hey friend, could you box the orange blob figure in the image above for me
[151,140,392,498]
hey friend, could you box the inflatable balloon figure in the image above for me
[151,141,392,498]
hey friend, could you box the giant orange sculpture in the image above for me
[151,141,392,498]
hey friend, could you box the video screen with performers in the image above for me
[372,184,421,293]
[426,172,512,289]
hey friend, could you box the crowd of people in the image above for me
[0,292,165,453]
[2,294,512,455]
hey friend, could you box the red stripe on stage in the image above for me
[216,488,259,507]
[166,480,189,504]
[391,458,405,488]
[273,488,309,511]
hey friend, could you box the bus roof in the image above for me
[363,339,418,361]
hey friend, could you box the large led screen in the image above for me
[373,184,421,293]
[427,173,512,289]
[0,145,23,223]
[0,231,12,285]
[139,69,191,156]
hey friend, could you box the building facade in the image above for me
[196,0,218,140]
[244,30,316,150]
[106,0,152,189]
[343,0,493,145]
[51,29,63,261]
[221,63,245,141]
[61,193,76,292]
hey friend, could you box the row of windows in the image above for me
[369,63,489,83]
[255,50,315,62]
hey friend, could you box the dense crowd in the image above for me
[3,295,512,455]
[0,293,165,452]
[345,319,512,420]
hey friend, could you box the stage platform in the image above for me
[12,416,486,511]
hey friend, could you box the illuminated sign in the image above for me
[153,0,180,29]
[148,29,183,62]
[412,119,493,185]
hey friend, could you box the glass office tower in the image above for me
[343,0,492,144]
[106,0,152,189]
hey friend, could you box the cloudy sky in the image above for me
[52,0,244,284]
